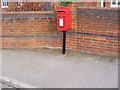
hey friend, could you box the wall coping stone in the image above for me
[78,7,119,11]
[0,11,55,15]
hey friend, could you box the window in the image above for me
[18,0,22,6]
[1,0,8,8]
[111,0,120,7]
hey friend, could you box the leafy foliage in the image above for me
[60,0,71,6]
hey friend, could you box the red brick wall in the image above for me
[77,7,119,54]
[66,2,78,50]
[1,11,62,48]
[83,2,97,7]
[77,2,98,7]
[1,7,119,55]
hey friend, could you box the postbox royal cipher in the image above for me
[57,7,71,31]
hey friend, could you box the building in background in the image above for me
[0,0,120,11]
[0,0,60,11]
[78,0,120,7]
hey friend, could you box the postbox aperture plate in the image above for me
[59,18,64,26]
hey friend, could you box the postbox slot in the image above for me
[57,11,65,12]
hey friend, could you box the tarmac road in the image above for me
[1,48,118,88]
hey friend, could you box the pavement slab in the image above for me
[1,48,118,88]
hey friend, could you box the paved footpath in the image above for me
[1,48,118,88]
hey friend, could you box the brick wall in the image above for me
[77,7,119,54]
[66,2,78,50]
[1,11,62,48]
[83,2,98,7]
[1,6,119,55]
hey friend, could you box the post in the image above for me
[62,31,66,55]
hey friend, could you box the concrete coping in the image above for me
[78,6,119,11]
[0,11,55,15]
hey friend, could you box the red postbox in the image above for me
[57,7,71,31]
